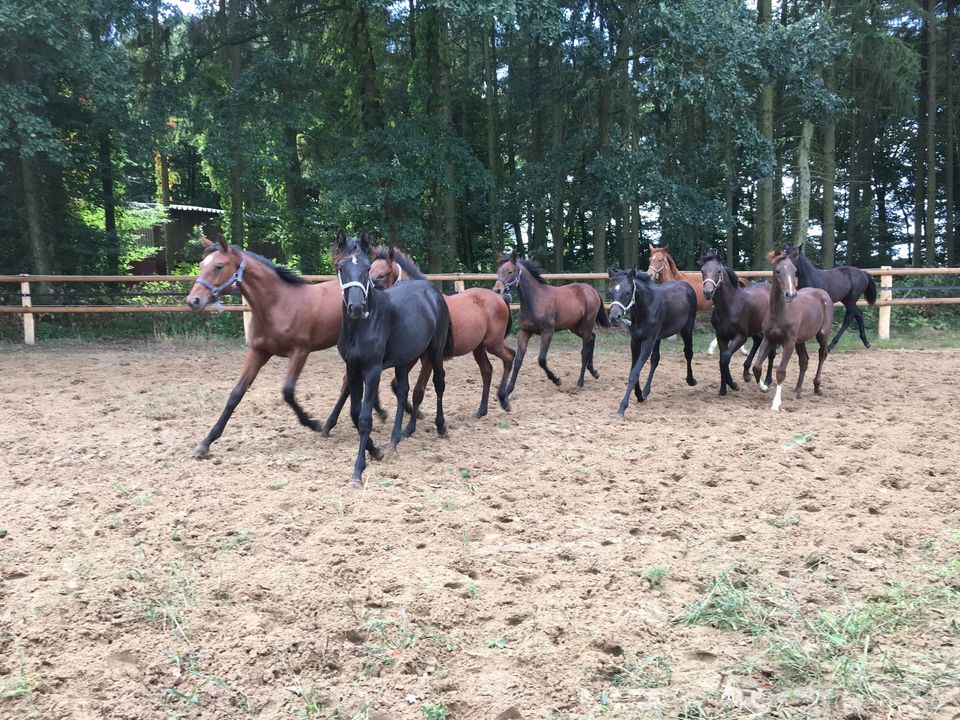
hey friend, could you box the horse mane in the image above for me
[723,265,739,287]
[374,245,427,281]
[203,243,306,285]
[332,236,366,267]
[665,252,679,274]
[518,259,547,285]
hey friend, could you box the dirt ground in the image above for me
[1,336,959,720]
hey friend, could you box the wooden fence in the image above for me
[2,266,959,346]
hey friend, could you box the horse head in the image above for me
[607,268,639,325]
[369,245,400,290]
[698,249,724,301]
[646,244,671,282]
[769,250,799,302]
[335,230,373,320]
[187,232,245,312]
[493,250,521,299]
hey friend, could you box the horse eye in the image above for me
[214,264,223,271]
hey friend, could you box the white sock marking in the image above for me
[708,337,717,354]
[771,383,782,412]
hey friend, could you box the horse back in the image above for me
[381,280,448,368]
[799,287,834,340]
[445,288,506,354]
[552,282,601,331]
[656,281,697,336]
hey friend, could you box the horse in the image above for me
[185,233,385,457]
[607,269,697,416]
[751,250,833,412]
[784,245,877,350]
[333,231,453,487]
[697,249,776,395]
[369,245,515,419]
[493,251,609,399]
[646,244,749,356]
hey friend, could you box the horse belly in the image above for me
[446,296,486,355]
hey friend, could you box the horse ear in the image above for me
[200,235,214,249]
[216,233,229,253]
[387,246,396,262]
[767,249,780,263]
[608,269,615,278]
[334,230,346,248]
[636,270,652,283]
[627,268,637,280]
[358,230,370,253]
[662,243,669,252]
[648,243,656,253]
[510,250,518,262]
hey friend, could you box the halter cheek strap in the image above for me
[609,280,638,315]
[194,254,248,312]
[702,271,723,292]
[338,270,372,319]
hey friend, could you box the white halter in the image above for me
[338,270,371,319]
[609,280,638,315]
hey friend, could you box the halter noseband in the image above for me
[338,268,372,319]
[609,279,638,315]
[702,270,723,294]
[650,260,667,281]
[194,254,248,312]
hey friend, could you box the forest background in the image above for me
[1,0,958,280]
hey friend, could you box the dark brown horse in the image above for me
[697,249,776,395]
[185,233,384,457]
[370,245,515,418]
[784,245,877,350]
[752,251,834,412]
[493,251,609,399]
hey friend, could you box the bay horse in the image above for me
[334,231,452,487]
[493,251,609,399]
[784,245,877,350]
[646,244,748,356]
[607,269,697,416]
[185,233,385,457]
[697,249,776,395]
[751,250,833,412]
[369,245,515,419]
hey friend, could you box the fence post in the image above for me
[878,266,892,341]
[20,276,35,345]
[454,277,465,294]
[241,294,252,345]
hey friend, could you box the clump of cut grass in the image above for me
[631,565,669,590]
[342,607,418,676]
[1,665,36,702]
[605,654,673,689]
[674,568,772,635]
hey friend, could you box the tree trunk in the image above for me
[755,0,774,268]
[821,103,837,266]
[725,128,736,263]
[226,0,244,246]
[793,120,813,249]
[483,21,502,249]
[925,0,938,266]
[99,130,117,271]
[353,1,384,132]
[439,18,458,267]
[914,7,929,267]
[629,197,640,269]
[550,45,565,271]
[947,0,956,266]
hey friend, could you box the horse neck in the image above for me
[235,255,285,317]
[712,270,739,309]
[663,255,682,281]
[794,255,817,285]
[515,265,542,304]
[768,274,788,318]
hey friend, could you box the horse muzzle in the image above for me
[186,294,208,312]
[609,307,623,326]
[347,304,368,320]
[703,289,715,301]
[785,292,797,302]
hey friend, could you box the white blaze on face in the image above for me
[201,255,213,267]
[784,269,796,296]
[351,254,357,265]
[615,284,621,292]
[771,383,782,412]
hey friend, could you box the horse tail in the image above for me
[441,302,455,359]
[595,295,611,328]
[864,274,877,305]
[500,294,513,338]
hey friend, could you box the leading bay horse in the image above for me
[752,251,833,412]
[369,245,515,419]
[647,244,748,355]
[494,251,609,398]
[784,245,877,350]
[334,231,453,487]
[186,233,385,457]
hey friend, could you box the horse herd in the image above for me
[186,232,877,486]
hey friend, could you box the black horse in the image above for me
[607,269,697,417]
[697,249,776,395]
[332,231,453,487]
[785,245,877,350]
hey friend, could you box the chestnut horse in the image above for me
[752,251,834,412]
[647,244,748,355]
[493,251,609,398]
[698,249,776,395]
[186,233,385,457]
[369,245,516,419]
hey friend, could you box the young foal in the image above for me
[334,231,452,486]
[186,233,384,457]
[369,245,515,418]
[698,249,775,395]
[785,245,877,350]
[752,251,834,412]
[607,269,697,416]
[493,251,609,399]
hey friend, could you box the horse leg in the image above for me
[403,359,431,438]
[793,342,809,398]
[537,329,562,386]
[640,340,662,401]
[576,330,590,387]
[350,368,384,488]
[682,326,697,387]
[431,351,447,437]
[492,340,516,412]
[770,343,794,412]
[394,358,426,418]
[853,304,870,348]
[752,338,771,390]
[619,338,654,416]
[194,348,270,457]
[630,335,642,401]
[828,305,854,352]
[321,373,351,437]
[472,346,494,418]
[389,366,410,451]
[282,349,320,431]
[718,338,741,395]
[505,329,531,398]
[764,344,776,388]
[813,332,829,395]
[587,331,600,379]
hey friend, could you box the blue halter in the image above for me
[194,254,247,312]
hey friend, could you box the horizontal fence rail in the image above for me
[2,266,959,345]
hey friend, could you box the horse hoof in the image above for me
[320,425,332,438]
[307,419,320,432]
[719,388,727,397]
[498,397,511,412]
[473,409,487,419]
[590,369,600,379]
[576,380,585,388]
[616,410,625,421]
[758,383,768,393]
[349,476,362,489]
[193,446,210,459]
[814,388,823,396]
[375,409,388,421]
[552,377,562,386]
[864,341,871,349]
[729,382,739,392]
[370,447,384,461]
[687,378,697,387]
[437,426,448,438]
[416,410,425,420]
